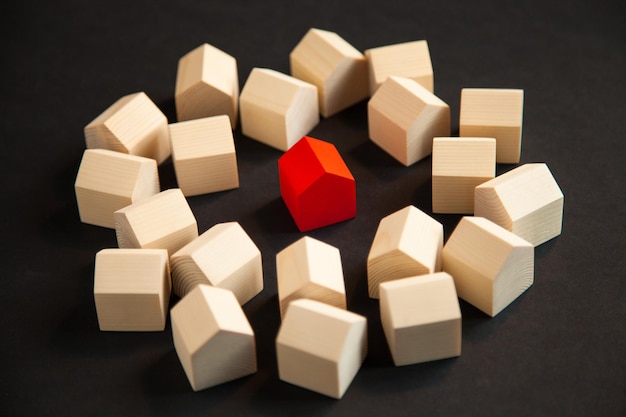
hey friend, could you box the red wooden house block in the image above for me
[278,136,356,232]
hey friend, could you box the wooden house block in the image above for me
[278,136,356,232]
[114,188,198,256]
[290,28,368,117]
[93,248,170,331]
[276,299,367,399]
[379,272,461,366]
[84,92,170,164]
[442,216,534,317]
[75,149,160,228]
[171,285,256,391]
[276,236,346,319]
[367,205,443,299]
[368,76,450,166]
[239,68,319,151]
[169,115,239,197]
[474,163,564,246]
[175,43,239,126]
[460,88,524,163]
[432,137,496,214]
[171,222,262,305]
[365,40,433,95]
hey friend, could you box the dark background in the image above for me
[2,1,625,416]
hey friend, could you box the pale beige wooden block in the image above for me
[93,248,170,331]
[475,163,564,246]
[175,43,239,126]
[171,285,256,391]
[432,137,496,214]
[379,272,461,366]
[239,68,319,151]
[84,92,170,164]
[290,28,368,117]
[114,188,198,256]
[276,236,346,319]
[365,40,433,95]
[367,205,443,299]
[460,88,524,164]
[171,222,262,305]
[442,216,534,317]
[75,149,160,228]
[276,299,367,399]
[169,115,239,197]
[368,76,450,166]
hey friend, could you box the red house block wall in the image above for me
[278,136,356,232]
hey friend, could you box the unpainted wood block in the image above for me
[278,136,356,231]
[365,40,433,96]
[432,137,496,214]
[460,88,524,164]
[367,205,443,299]
[114,188,198,256]
[169,115,239,197]
[276,299,367,399]
[75,149,160,228]
[276,236,346,319]
[93,248,170,331]
[240,68,319,151]
[84,92,170,164]
[368,76,450,166]
[171,222,262,305]
[175,43,239,126]
[290,28,368,118]
[442,216,534,317]
[171,285,256,391]
[474,163,564,246]
[379,272,461,366]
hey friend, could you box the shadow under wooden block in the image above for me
[379,272,461,366]
[75,149,160,228]
[367,205,443,298]
[442,216,534,317]
[94,248,170,331]
[171,221,263,305]
[276,299,367,399]
[84,91,171,164]
[475,163,564,247]
[171,285,256,391]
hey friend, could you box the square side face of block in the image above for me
[368,102,409,165]
[95,293,167,331]
[392,318,461,365]
[276,343,340,398]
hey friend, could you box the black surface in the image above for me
[2,1,625,416]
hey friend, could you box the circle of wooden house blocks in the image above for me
[114,188,198,256]
[171,285,257,391]
[93,248,171,331]
[368,76,450,166]
[442,216,534,317]
[432,137,496,214]
[174,43,239,126]
[379,272,461,366]
[276,299,367,399]
[474,163,564,247]
[171,222,263,305]
[276,236,346,319]
[75,149,160,228]
[239,67,319,151]
[168,115,239,197]
[290,28,368,118]
[460,88,524,164]
[364,40,434,96]
[278,136,356,232]
[84,91,171,164]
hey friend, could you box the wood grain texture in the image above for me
[367,205,443,298]
[276,299,367,399]
[290,28,368,117]
[474,163,564,246]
